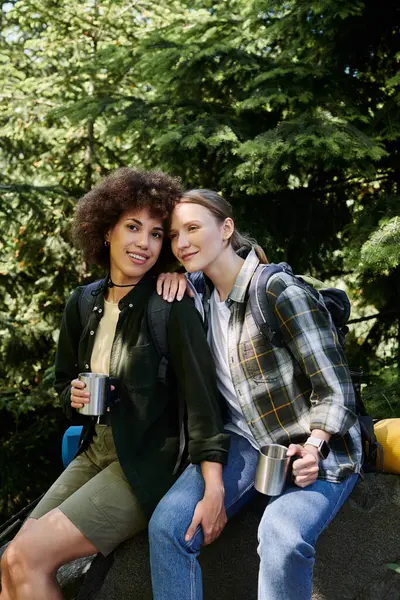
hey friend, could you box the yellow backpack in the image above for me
[374,419,400,474]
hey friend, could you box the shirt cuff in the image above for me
[189,433,231,465]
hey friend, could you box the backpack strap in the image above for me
[147,293,185,476]
[78,279,105,330]
[358,415,384,472]
[248,263,292,348]
[249,263,352,350]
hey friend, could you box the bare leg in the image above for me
[0,518,38,598]
[0,509,97,600]
[13,519,36,537]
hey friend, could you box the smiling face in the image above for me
[106,207,165,284]
[170,202,231,273]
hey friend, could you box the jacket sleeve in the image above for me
[167,296,230,465]
[269,276,357,437]
[54,287,83,418]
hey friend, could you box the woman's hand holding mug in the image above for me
[70,378,90,409]
[71,375,117,414]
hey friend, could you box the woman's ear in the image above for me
[222,217,235,241]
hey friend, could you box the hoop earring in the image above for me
[104,240,110,248]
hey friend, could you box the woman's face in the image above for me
[106,207,164,284]
[169,202,227,273]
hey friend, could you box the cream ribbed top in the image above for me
[90,299,120,375]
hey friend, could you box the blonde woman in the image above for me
[150,189,362,600]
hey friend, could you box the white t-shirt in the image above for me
[208,288,258,449]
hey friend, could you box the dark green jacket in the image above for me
[54,273,230,517]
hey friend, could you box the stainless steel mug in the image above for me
[77,373,109,416]
[254,444,291,496]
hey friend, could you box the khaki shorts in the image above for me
[30,425,147,556]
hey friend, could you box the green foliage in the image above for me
[0,0,399,522]
[0,372,68,523]
[360,216,400,275]
[362,368,400,420]
[386,563,400,575]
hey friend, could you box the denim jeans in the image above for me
[149,432,359,600]
[257,473,359,599]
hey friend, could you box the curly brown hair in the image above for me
[72,168,181,270]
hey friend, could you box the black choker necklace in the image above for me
[108,277,137,288]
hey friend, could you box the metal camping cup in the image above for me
[254,444,291,496]
[77,373,110,416]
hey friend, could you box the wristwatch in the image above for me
[305,436,330,459]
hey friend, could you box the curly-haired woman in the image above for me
[0,170,230,600]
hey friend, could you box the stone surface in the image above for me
[1,473,399,599]
[57,556,96,600]
[76,473,400,600]
[312,473,400,600]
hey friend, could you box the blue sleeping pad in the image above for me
[61,426,83,468]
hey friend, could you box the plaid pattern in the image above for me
[196,250,362,482]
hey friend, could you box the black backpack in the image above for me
[78,279,185,475]
[248,263,383,471]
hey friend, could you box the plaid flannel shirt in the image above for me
[190,249,362,482]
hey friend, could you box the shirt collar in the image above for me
[227,248,260,304]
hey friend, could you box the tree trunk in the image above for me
[84,119,95,193]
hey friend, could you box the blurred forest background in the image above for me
[0,0,399,523]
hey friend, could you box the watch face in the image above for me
[320,441,330,459]
[306,437,330,459]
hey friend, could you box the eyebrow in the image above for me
[126,217,164,232]
[170,220,202,232]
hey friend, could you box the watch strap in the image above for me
[305,436,330,459]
